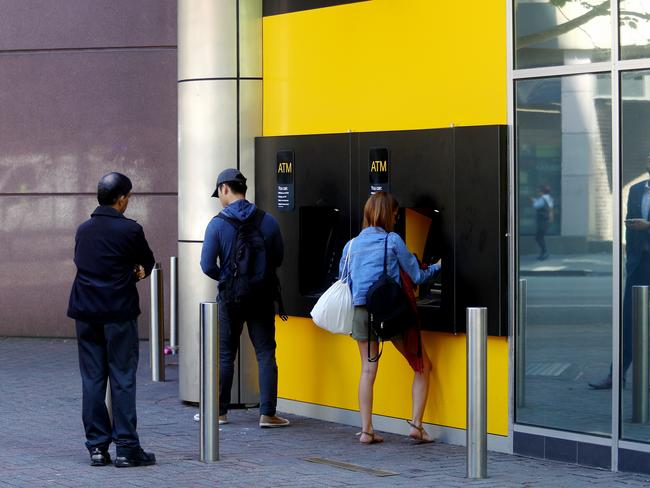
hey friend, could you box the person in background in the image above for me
[339,192,441,444]
[67,172,156,467]
[200,168,289,428]
[591,154,650,389]
[531,185,554,261]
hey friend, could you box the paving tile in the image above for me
[2,337,650,487]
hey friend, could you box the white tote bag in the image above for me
[310,239,354,334]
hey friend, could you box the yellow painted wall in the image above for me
[276,318,509,435]
[263,0,507,136]
[264,0,509,435]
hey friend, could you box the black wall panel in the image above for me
[453,126,508,336]
[255,133,352,318]
[255,125,507,336]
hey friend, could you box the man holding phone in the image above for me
[591,154,650,389]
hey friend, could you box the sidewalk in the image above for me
[520,252,612,276]
[1,337,650,488]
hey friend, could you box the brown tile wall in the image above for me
[0,1,177,338]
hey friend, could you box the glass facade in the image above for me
[516,74,613,435]
[620,69,650,442]
[514,0,650,458]
[620,1,650,60]
[514,0,611,69]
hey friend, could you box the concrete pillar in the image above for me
[178,0,262,402]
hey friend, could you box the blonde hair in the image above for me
[363,192,398,231]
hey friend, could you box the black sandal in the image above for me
[406,420,434,444]
[356,431,384,444]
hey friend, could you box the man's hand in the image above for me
[625,219,650,231]
[134,264,145,280]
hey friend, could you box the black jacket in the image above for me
[67,206,156,322]
[626,181,650,276]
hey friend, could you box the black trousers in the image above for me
[76,320,140,455]
[218,298,278,416]
[535,219,549,256]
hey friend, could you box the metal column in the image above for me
[467,307,488,479]
[150,263,165,382]
[632,285,649,424]
[200,302,219,462]
[517,279,527,408]
[178,0,263,403]
[170,256,178,355]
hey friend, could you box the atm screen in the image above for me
[298,206,343,297]
[422,209,443,265]
[400,208,444,308]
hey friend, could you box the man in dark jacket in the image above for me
[200,168,289,428]
[590,154,650,389]
[67,172,157,466]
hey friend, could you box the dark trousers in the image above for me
[535,220,548,256]
[218,298,278,416]
[622,256,650,375]
[76,320,140,455]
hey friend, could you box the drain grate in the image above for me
[303,457,399,477]
[526,362,571,377]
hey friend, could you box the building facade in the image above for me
[3,0,650,475]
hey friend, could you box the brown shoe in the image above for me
[259,414,290,428]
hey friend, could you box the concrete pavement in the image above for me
[2,337,650,487]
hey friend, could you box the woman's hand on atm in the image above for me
[429,259,441,273]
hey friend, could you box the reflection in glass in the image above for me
[621,70,650,442]
[514,0,611,69]
[620,1,650,60]
[516,74,613,435]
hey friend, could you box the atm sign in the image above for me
[278,161,293,173]
[276,150,295,211]
[369,147,390,194]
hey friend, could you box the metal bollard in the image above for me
[150,263,165,382]
[170,256,179,355]
[632,286,649,424]
[467,307,488,479]
[517,279,527,408]
[200,302,220,462]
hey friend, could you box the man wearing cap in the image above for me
[200,168,289,428]
[67,172,157,467]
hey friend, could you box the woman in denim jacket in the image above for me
[339,192,441,444]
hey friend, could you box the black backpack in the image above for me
[217,209,268,304]
[366,234,416,361]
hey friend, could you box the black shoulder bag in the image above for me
[365,234,416,361]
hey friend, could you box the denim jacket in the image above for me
[338,226,440,306]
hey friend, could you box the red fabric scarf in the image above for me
[399,268,424,373]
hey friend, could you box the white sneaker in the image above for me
[193,413,228,424]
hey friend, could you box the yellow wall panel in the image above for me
[265,0,510,436]
[263,0,507,136]
[276,317,509,436]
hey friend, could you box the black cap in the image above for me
[211,168,246,197]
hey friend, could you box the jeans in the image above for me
[218,298,278,416]
[76,320,141,456]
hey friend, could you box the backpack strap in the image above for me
[383,234,389,273]
[215,208,265,229]
[215,212,241,229]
